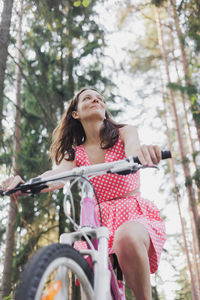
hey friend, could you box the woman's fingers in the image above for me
[1,175,24,201]
[153,145,162,163]
[2,176,13,191]
[137,145,161,165]
[2,175,24,191]
[8,175,24,190]
[140,145,152,165]
[147,145,161,164]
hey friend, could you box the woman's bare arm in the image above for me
[120,125,161,165]
[1,159,76,199]
[39,159,76,192]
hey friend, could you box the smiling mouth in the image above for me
[90,105,100,109]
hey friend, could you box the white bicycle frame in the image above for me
[25,157,156,300]
[60,226,111,300]
[60,176,112,300]
[0,152,170,300]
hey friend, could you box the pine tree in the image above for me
[0,0,23,297]
[0,0,14,146]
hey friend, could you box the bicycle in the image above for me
[0,150,171,300]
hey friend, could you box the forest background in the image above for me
[0,0,200,299]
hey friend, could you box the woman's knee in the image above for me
[113,222,150,255]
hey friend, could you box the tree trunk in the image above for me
[167,11,200,286]
[0,201,18,300]
[167,8,200,198]
[190,208,200,294]
[1,1,23,298]
[170,0,200,144]
[67,48,75,99]
[160,69,199,299]
[66,7,75,99]
[155,6,200,249]
[58,5,75,236]
[13,0,23,175]
[0,0,14,145]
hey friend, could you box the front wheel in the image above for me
[15,243,94,300]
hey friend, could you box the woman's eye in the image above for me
[82,96,105,102]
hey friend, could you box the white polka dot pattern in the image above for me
[74,136,166,274]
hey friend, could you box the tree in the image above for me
[116,0,200,298]
[0,0,14,145]
[162,85,199,300]
[1,0,122,294]
[169,0,200,145]
[155,6,200,251]
[0,0,23,297]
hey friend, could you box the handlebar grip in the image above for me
[161,150,171,160]
[133,150,172,164]
[0,183,24,197]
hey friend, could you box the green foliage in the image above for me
[125,282,135,299]
[125,283,160,299]
[185,175,192,187]
[0,151,12,166]
[192,150,200,160]
[2,295,13,300]
[152,285,160,300]
[151,0,167,7]
[183,0,200,52]
[167,82,197,95]
[0,222,6,245]
[193,167,200,189]
[73,0,91,7]
[174,266,192,300]
[168,81,200,140]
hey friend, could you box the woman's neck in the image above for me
[81,120,104,146]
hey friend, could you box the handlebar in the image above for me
[0,150,171,197]
[133,150,171,164]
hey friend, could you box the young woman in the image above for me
[2,87,166,300]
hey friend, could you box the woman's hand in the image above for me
[1,175,24,202]
[137,145,161,165]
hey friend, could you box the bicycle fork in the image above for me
[60,226,112,300]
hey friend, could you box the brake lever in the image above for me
[29,183,48,195]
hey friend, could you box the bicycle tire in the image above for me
[14,243,94,300]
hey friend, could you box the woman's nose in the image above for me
[92,98,99,103]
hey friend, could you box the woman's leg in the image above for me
[113,221,153,300]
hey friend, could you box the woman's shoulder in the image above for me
[119,124,138,143]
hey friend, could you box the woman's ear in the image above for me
[72,111,79,119]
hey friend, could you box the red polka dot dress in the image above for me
[75,135,166,274]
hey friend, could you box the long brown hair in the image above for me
[50,87,124,164]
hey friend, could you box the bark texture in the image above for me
[0,0,14,144]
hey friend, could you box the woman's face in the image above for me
[72,89,106,122]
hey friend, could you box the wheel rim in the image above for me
[34,257,94,300]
